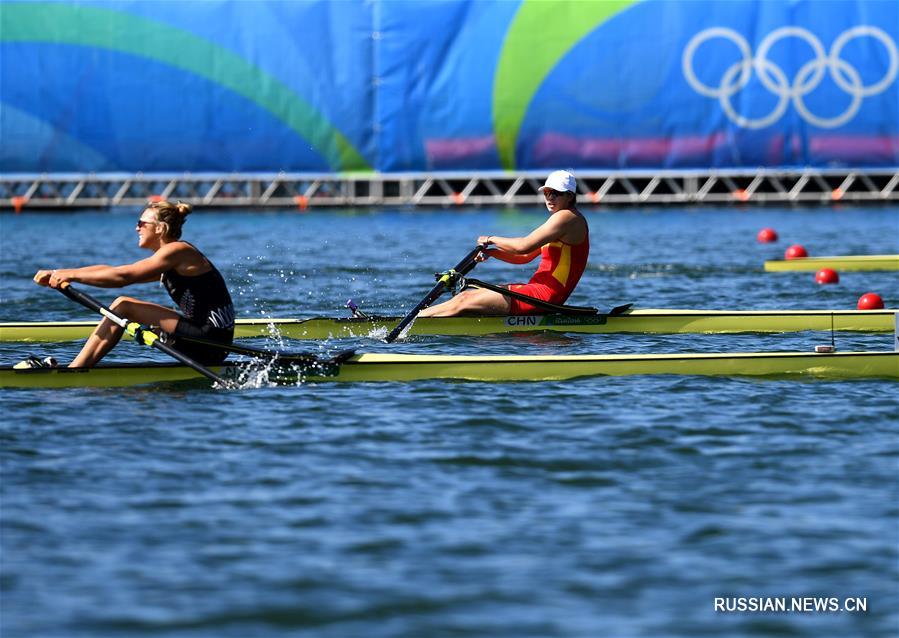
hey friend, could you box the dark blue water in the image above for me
[2,206,898,637]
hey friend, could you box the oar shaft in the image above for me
[464,278,598,315]
[385,281,446,343]
[385,245,484,343]
[176,335,323,364]
[58,284,130,329]
[57,283,233,388]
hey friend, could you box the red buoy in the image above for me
[756,227,778,243]
[785,244,808,260]
[857,293,884,310]
[815,268,839,284]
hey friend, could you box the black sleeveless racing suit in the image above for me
[160,258,234,365]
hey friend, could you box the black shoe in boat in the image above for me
[13,356,59,370]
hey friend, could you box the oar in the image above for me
[385,245,485,343]
[174,335,347,365]
[56,282,235,388]
[464,278,598,315]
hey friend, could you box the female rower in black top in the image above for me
[33,200,234,367]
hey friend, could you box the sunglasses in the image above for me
[544,189,566,198]
[137,219,157,228]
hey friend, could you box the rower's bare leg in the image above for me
[70,297,183,368]
[418,288,512,317]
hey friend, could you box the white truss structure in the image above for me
[2,169,897,210]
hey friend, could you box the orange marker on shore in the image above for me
[11,195,27,214]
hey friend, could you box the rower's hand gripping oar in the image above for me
[385,244,486,343]
[56,282,235,388]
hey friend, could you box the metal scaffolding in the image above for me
[2,168,898,210]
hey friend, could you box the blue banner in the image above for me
[1,0,896,173]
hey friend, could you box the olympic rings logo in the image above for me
[683,26,898,129]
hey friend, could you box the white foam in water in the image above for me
[264,320,287,347]
[224,357,284,389]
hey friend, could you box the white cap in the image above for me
[538,170,576,193]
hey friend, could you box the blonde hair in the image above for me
[145,200,192,239]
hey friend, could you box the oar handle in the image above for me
[56,283,235,388]
[58,283,130,330]
[385,245,485,343]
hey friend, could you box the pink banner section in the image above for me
[424,131,899,171]
[532,133,899,167]
[763,134,899,165]
[808,136,899,163]
[532,132,731,166]
[425,136,497,167]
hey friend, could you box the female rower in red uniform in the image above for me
[32,200,234,367]
[420,170,589,316]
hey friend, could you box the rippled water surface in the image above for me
[1,205,898,637]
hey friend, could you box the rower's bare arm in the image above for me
[36,245,185,288]
[487,212,576,257]
[483,247,540,264]
[32,265,101,287]
[34,265,114,287]
[478,235,542,261]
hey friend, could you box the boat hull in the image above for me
[2,351,897,388]
[0,309,894,342]
[764,255,899,272]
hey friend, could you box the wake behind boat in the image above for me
[1,308,895,342]
[2,349,898,388]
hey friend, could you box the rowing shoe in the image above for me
[13,355,59,369]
